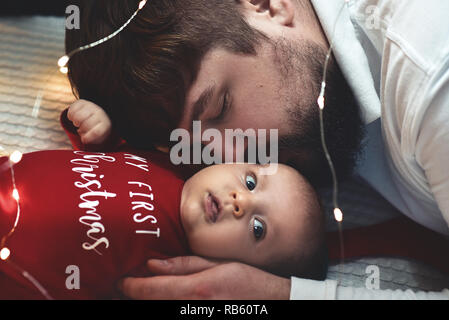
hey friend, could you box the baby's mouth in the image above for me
[205,193,221,223]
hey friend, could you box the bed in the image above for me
[1,15,448,296]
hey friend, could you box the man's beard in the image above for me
[272,39,365,188]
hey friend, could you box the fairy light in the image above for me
[0,0,150,300]
[1,150,22,253]
[11,189,19,201]
[0,150,53,299]
[57,0,148,73]
[57,55,69,68]
[316,1,350,277]
[317,1,348,224]
[0,247,10,261]
[333,207,343,222]
[317,82,326,110]
[138,0,147,10]
[9,150,23,164]
[0,0,149,300]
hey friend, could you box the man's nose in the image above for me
[229,191,251,218]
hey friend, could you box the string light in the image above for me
[0,150,53,299]
[0,0,149,300]
[57,0,148,73]
[317,1,348,224]
[1,151,22,255]
[317,1,350,273]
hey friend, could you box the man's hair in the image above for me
[66,0,268,149]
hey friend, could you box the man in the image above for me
[66,0,449,299]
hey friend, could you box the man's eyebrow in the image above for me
[189,84,216,131]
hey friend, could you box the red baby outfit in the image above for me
[0,150,189,299]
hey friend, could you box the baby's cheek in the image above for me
[180,200,200,231]
[188,230,224,258]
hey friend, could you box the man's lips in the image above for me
[204,193,221,223]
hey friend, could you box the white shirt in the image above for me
[351,0,449,236]
[290,0,449,299]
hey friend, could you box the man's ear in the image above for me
[240,0,295,27]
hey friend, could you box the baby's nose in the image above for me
[229,191,249,218]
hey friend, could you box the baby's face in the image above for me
[180,163,318,268]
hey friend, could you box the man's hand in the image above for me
[119,256,291,300]
[67,99,112,145]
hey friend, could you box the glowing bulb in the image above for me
[57,55,69,68]
[59,66,68,74]
[317,96,325,110]
[12,189,19,201]
[139,0,147,10]
[334,207,343,222]
[0,247,10,261]
[9,150,22,164]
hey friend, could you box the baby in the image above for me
[182,162,327,279]
[66,100,328,280]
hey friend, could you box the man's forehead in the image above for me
[184,47,231,98]
[180,47,243,130]
[179,80,219,131]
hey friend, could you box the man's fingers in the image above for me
[147,256,221,275]
[119,275,204,300]
[119,262,290,300]
[119,277,154,300]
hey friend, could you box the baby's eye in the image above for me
[252,218,265,241]
[245,174,257,191]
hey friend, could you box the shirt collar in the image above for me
[311,0,381,124]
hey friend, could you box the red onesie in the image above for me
[0,150,190,299]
